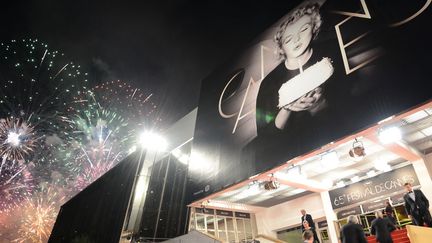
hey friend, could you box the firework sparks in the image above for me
[74,158,116,192]
[0,39,162,241]
[0,117,39,163]
[75,80,160,126]
[0,39,90,241]
[0,157,33,214]
[69,97,133,192]
[0,39,89,117]
[0,38,91,184]
[12,187,65,243]
[0,39,89,165]
[67,82,160,192]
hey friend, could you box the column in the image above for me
[320,191,339,243]
[125,149,158,232]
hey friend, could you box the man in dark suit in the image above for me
[340,215,367,243]
[300,209,315,231]
[371,211,396,243]
[404,182,432,227]
[301,209,320,243]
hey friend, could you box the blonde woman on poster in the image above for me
[256,3,334,133]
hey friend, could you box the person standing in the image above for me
[302,230,314,243]
[403,182,432,227]
[340,215,367,243]
[371,211,396,243]
[300,209,315,231]
[301,209,319,243]
[385,200,393,216]
[302,220,319,243]
[385,200,398,228]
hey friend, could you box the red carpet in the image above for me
[367,228,410,243]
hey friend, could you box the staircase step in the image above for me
[366,229,410,243]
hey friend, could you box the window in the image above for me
[207,215,215,236]
[236,218,246,242]
[189,212,195,230]
[189,208,256,242]
[226,217,236,242]
[244,219,253,240]
[196,214,205,230]
[217,217,227,241]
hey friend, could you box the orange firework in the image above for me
[12,187,65,243]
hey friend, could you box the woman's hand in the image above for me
[284,87,323,112]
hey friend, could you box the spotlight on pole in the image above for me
[374,160,391,172]
[321,151,340,169]
[138,131,167,151]
[351,176,360,183]
[367,170,377,177]
[336,181,346,188]
[349,138,366,161]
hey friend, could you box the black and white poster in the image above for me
[188,0,432,202]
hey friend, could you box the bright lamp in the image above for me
[138,131,167,151]
[378,127,401,144]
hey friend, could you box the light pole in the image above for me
[121,131,167,242]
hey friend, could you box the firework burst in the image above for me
[69,95,134,192]
[0,38,89,166]
[0,39,162,241]
[67,81,160,190]
[12,187,65,243]
[0,39,89,117]
[0,117,39,163]
[0,38,89,241]
[0,157,33,214]
[74,157,115,192]
[73,80,160,126]
[73,98,132,146]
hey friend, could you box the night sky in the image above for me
[0,0,302,125]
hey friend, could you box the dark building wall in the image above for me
[49,152,141,243]
[138,154,189,241]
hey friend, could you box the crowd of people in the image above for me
[300,182,431,243]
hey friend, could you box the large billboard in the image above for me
[329,165,419,210]
[188,0,432,202]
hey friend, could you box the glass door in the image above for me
[318,228,330,243]
[235,218,255,242]
[206,215,216,236]
[394,204,411,227]
[196,213,206,231]
[244,219,254,241]
[217,216,228,241]
[226,217,236,242]
[236,218,246,242]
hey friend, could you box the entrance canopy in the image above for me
[190,101,432,211]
